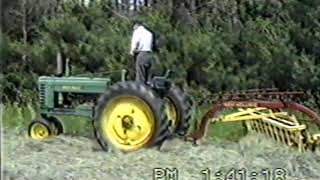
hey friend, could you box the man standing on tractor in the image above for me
[130,21,156,84]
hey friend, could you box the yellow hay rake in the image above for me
[186,90,320,152]
[217,107,320,151]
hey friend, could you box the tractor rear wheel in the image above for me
[164,83,195,136]
[93,81,171,153]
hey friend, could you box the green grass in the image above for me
[3,103,37,130]
[2,104,93,137]
[208,122,247,141]
[192,104,247,142]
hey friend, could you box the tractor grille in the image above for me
[39,83,46,106]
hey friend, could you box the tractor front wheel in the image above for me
[28,117,64,140]
[28,118,53,140]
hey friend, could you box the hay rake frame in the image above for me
[186,89,320,151]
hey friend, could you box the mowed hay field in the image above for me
[3,128,320,180]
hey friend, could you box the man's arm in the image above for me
[130,29,140,55]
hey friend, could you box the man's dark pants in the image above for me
[135,51,153,83]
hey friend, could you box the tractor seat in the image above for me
[148,76,171,91]
[147,69,172,91]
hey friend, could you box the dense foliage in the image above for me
[1,0,320,105]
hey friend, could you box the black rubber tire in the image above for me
[28,118,53,138]
[46,116,64,135]
[93,81,171,153]
[164,83,195,136]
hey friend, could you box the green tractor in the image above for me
[28,59,195,152]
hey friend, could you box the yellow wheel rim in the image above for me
[30,123,50,140]
[101,95,155,151]
[164,98,178,128]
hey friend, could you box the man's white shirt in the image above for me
[130,26,153,54]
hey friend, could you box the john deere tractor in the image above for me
[28,59,195,152]
[27,58,320,153]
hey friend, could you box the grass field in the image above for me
[2,104,320,180]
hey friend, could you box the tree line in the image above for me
[1,0,319,108]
